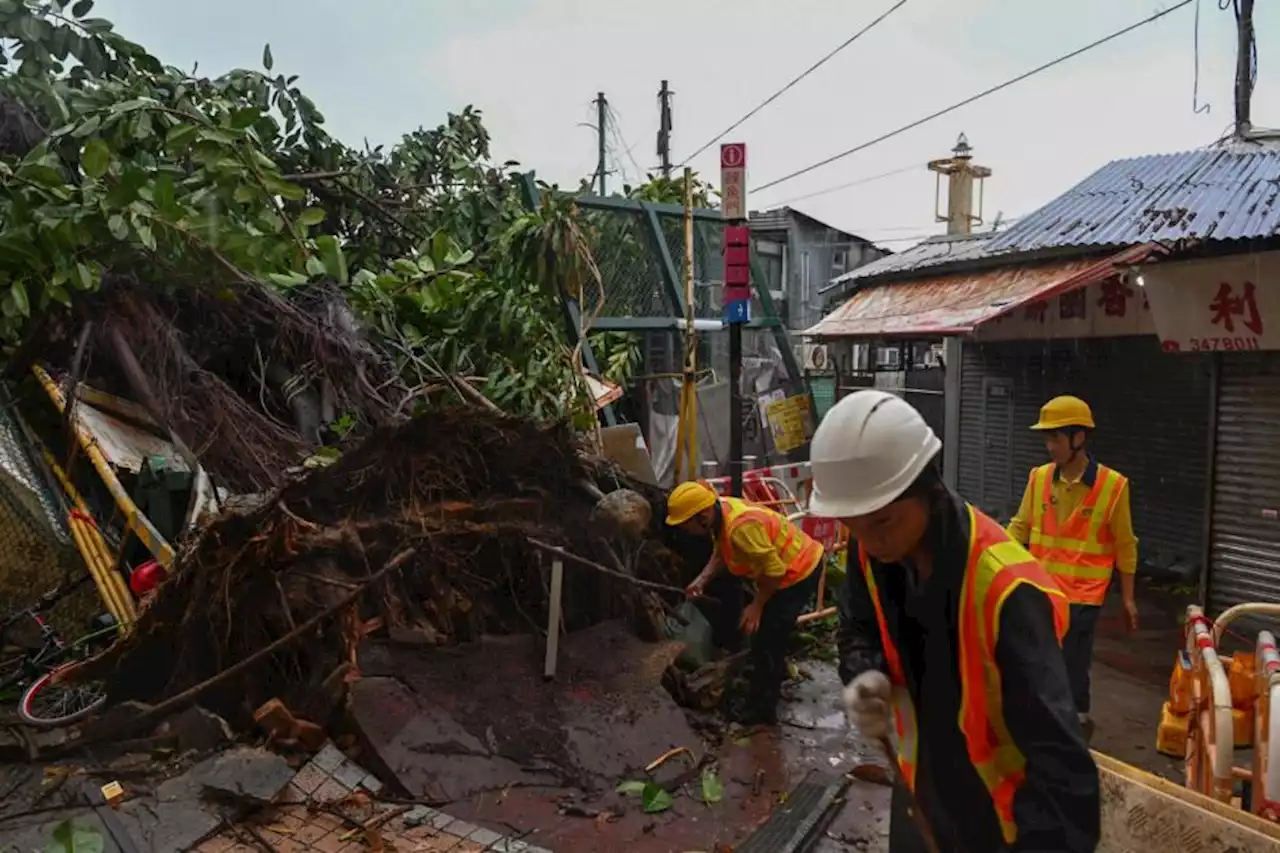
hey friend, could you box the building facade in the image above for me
[808,142,1280,612]
[749,206,887,334]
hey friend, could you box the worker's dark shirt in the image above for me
[836,485,1100,853]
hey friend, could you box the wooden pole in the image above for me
[544,558,564,679]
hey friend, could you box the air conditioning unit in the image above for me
[801,343,830,371]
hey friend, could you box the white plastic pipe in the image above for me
[1257,630,1280,812]
[1186,604,1236,801]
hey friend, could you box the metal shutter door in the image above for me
[1208,352,1280,617]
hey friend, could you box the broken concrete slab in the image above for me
[153,705,233,753]
[351,621,692,804]
[195,746,294,805]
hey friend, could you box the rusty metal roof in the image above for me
[805,244,1159,338]
[987,146,1280,253]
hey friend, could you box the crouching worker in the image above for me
[807,390,1100,852]
[666,480,823,726]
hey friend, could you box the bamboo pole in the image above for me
[33,364,175,568]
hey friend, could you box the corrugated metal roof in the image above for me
[805,244,1158,338]
[821,232,1007,291]
[749,208,792,231]
[987,146,1280,253]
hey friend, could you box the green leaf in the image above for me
[16,162,65,188]
[9,281,29,317]
[134,222,156,251]
[45,820,105,853]
[71,115,101,138]
[152,173,175,213]
[165,123,198,150]
[641,782,673,814]
[262,43,273,72]
[699,768,724,805]
[107,215,128,240]
[267,272,308,288]
[71,263,93,291]
[615,780,646,796]
[71,0,94,17]
[80,138,110,179]
[315,235,347,285]
[297,207,325,227]
[77,17,112,33]
[304,256,326,277]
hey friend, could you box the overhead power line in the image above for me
[754,0,1195,194]
[765,163,922,206]
[679,0,908,167]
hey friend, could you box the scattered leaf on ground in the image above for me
[641,781,674,814]
[700,768,725,805]
[616,780,647,795]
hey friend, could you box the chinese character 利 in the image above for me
[1208,281,1264,335]
[1097,278,1134,318]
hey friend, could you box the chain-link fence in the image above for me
[0,404,97,645]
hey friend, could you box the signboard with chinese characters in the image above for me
[975,278,1157,342]
[720,143,747,221]
[1141,252,1280,353]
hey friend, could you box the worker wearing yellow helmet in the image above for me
[1007,395,1139,741]
[666,479,823,726]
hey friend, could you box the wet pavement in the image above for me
[350,620,890,852]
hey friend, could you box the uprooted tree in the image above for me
[0,2,706,719]
[0,0,720,482]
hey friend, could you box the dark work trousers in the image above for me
[744,569,822,718]
[1061,602,1103,714]
[699,572,747,654]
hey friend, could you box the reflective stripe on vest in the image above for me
[1026,462,1126,606]
[859,505,1070,845]
[717,497,823,589]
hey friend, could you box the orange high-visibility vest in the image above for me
[1027,462,1127,606]
[717,497,823,589]
[859,504,1070,845]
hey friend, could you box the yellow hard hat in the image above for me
[665,480,718,526]
[1031,395,1095,431]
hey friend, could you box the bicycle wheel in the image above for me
[17,665,106,727]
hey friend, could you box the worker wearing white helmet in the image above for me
[809,390,1099,853]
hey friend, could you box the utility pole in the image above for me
[594,92,608,196]
[657,80,673,179]
[1234,0,1255,136]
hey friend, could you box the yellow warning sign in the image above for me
[765,394,814,453]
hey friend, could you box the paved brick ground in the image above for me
[189,742,552,852]
[194,802,550,852]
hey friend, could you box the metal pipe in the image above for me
[33,364,175,569]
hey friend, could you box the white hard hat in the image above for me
[808,389,942,518]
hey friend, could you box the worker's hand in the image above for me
[1124,598,1140,632]
[843,670,892,739]
[739,600,764,635]
[685,574,709,600]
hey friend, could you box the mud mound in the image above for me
[76,407,680,724]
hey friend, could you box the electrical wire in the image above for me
[1192,0,1211,113]
[605,103,647,184]
[753,0,1196,194]
[678,0,908,167]
[763,163,922,206]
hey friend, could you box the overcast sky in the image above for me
[98,0,1277,248]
